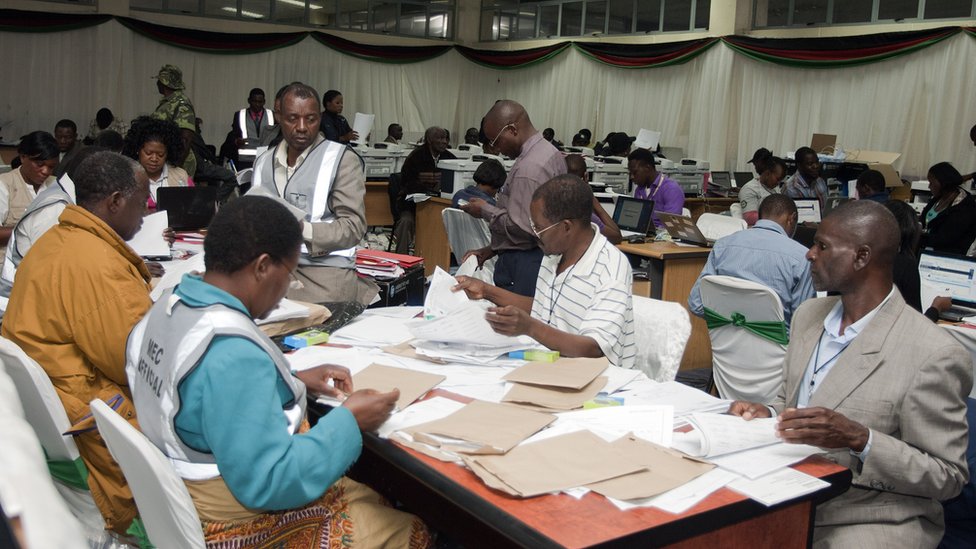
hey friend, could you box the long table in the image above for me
[617,241,712,372]
[349,391,851,548]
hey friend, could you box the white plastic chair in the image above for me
[0,336,132,548]
[631,296,691,382]
[696,212,747,242]
[699,275,787,403]
[442,207,496,282]
[729,203,743,219]
[90,399,206,549]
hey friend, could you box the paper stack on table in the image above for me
[255,298,309,325]
[401,400,554,455]
[501,357,609,411]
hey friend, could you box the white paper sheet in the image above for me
[601,366,643,394]
[608,468,740,513]
[407,302,531,348]
[352,112,374,144]
[710,442,822,479]
[525,406,674,447]
[285,345,374,374]
[378,396,466,439]
[424,267,471,319]
[728,467,829,506]
[127,211,171,258]
[634,129,662,151]
[614,380,731,417]
[330,316,415,347]
[455,255,481,278]
[672,414,779,458]
[150,253,205,301]
[361,306,424,319]
[254,298,309,325]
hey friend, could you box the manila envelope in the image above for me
[502,376,607,411]
[381,341,448,365]
[585,435,715,501]
[503,356,609,390]
[352,363,445,411]
[405,400,555,454]
[465,430,647,497]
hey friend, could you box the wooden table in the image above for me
[617,241,712,371]
[350,397,852,548]
[414,196,453,276]
[365,180,394,227]
[684,198,737,222]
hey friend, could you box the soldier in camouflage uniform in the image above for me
[152,64,197,177]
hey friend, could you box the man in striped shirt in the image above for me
[454,174,636,369]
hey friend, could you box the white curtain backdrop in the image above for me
[2,19,974,177]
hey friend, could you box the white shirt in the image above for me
[530,225,636,369]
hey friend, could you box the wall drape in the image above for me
[2,18,974,177]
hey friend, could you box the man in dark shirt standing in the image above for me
[393,126,455,254]
[461,100,567,297]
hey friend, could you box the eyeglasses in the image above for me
[488,123,516,148]
[530,218,561,239]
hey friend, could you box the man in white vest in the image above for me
[248,82,376,304]
[229,88,274,169]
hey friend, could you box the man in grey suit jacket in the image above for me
[731,200,972,547]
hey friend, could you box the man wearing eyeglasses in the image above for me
[454,174,635,369]
[460,100,567,297]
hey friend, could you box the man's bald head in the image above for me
[485,100,529,128]
[482,100,537,157]
[825,200,900,268]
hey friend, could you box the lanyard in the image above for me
[810,329,851,391]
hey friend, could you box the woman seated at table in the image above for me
[125,196,431,547]
[123,116,191,209]
[920,162,976,255]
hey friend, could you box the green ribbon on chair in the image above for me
[703,307,789,345]
[127,517,155,549]
[46,456,89,491]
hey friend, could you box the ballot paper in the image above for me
[634,129,662,151]
[464,430,647,498]
[614,380,731,417]
[404,400,555,454]
[503,357,608,390]
[710,442,822,479]
[127,211,170,258]
[150,253,206,301]
[585,435,713,501]
[352,364,445,411]
[608,468,741,514]
[502,376,607,411]
[728,467,829,506]
[284,345,373,374]
[671,414,779,458]
[352,113,374,144]
[424,267,471,319]
[331,315,414,346]
[553,405,675,447]
[254,298,309,325]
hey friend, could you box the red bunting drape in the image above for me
[574,38,718,68]
[455,42,571,69]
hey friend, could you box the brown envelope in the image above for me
[404,400,555,454]
[467,430,647,497]
[585,435,715,501]
[381,341,448,364]
[352,363,445,410]
[502,376,608,410]
[503,356,609,390]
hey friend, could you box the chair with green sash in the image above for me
[700,275,788,403]
[0,336,133,548]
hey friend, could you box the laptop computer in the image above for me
[795,199,822,224]
[656,211,713,247]
[612,196,655,239]
[707,172,733,197]
[733,172,754,188]
[156,187,218,231]
[918,252,976,322]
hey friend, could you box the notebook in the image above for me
[612,196,655,237]
[156,187,218,230]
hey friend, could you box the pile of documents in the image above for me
[355,249,423,280]
[501,357,609,411]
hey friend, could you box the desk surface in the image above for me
[617,241,711,260]
[351,393,851,549]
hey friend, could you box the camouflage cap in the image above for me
[154,64,185,90]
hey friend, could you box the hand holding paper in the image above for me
[343,388,399,432]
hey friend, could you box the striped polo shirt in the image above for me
[530,226,636,369]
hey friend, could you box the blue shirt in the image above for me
[172,274,362,510]
[452,185,496,208]
[688,219,815,329]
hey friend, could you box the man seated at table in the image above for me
[454,174,635,368]
[729,200,971,547]
[738,156,786,227]
[627,148,683,228]
[125,196,430,547]
[384,123,403,144]
[2,151,153,535]
[688,194,813,329]
[566,153,622,244]
[393,126,455,254]
[784,146,828,209]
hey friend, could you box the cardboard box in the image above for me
[370,263,426,308]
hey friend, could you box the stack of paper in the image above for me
[255,298,310,325]
[330,315,415,346]
[501,357,609,411]
[402,400,554,455]
[585,435,713,501]
[614,379,731,418]
[461,430,647,498]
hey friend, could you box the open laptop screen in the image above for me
[156,187,218,230]
[612,197,654,235]
[919,252,976,307]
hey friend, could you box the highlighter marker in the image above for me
[507,350,560,362]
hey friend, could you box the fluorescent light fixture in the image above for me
[222,6,265,17]
[278,0,324,9]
